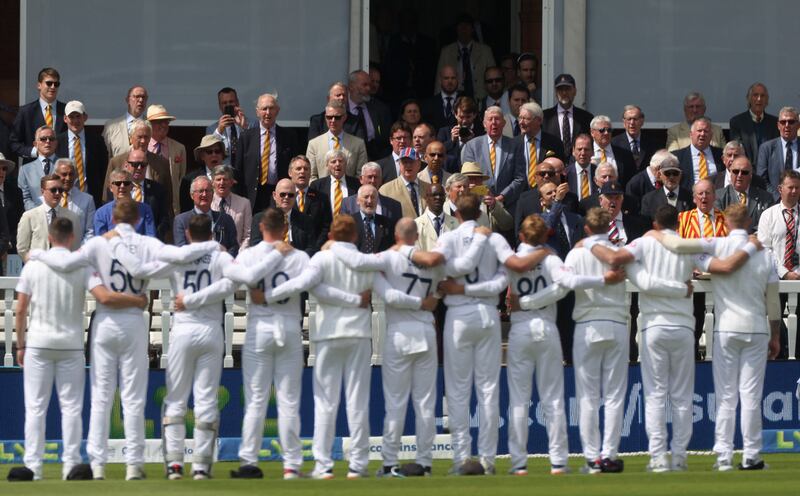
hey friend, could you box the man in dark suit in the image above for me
[537,181,583,259]
[56,100,108,207]
[578,162,640,216]
[249,178,323,255]
[307,82,361,141]
[234,93,298,213]
[600,181,650,246]
[341,162,402,228]
[565,134,598,202]
[516,101,565,192]
[714,156,774,233]
[285,155,332,246]
[0,153,23,256]
[611,105,657,171]
[673,117,725,191]
[174,175,238,256]
[514,157,579,234]
[307,149,361,218]
[348,70,392,160]
[421,65,461,133]
[10,67,67,161]
[350,184,393,253]
[756,106,800,200]
[729,82,779,165]
[714,140,770,192]
[542,73,593,154]
[626,156,662,200]
[436,96,484,173]
[640,159,693,220]
[376,122,412,183]
[589,115,637,186]
[123,149,171,241]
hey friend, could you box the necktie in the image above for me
[155,141,163,157]
[527,140,537,187]
[740,192,747,205]
[580,169,590,198]
[61,191,68,207]
[284,214,290,242]
[513,120,520,137]
[45,104,53,128]
[698,151,709,179]
[363,215,375,253]
[433,215,442,236]
[407,182,419,216]
[561,110,571,152]
[667,190,676,200]
[784,208,797,270]
[489,140,497,175]
[555,217,570,255]
[786,142,794,171]
[73,136,85,191]
[445,97,453,119]
[219,198,227,214]
[230,125,238,164]
[49,208,57,225]
[333,179,342,216]
[134,183,143,202]
[260,128,271,185]
[600,148,607,163]
[631,139,641,167]
[355,105,368,140]
[0,189,5,207]
[43,158,51,175]
[297,189,305,212]
[332,135,340,150]
[608,219,620,245]
[702,213,714,238]
[460,47,474,97]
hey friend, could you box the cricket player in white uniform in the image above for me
[588,204,758,472]
[15,218,146,480]
[329,218,443,476]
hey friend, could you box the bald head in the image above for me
[394,217,418,245]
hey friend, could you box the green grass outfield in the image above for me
[6,455,798,496]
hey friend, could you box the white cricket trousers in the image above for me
[87,312,149,467]
[381,325,438,467]
[312,337,372,474]
[712,332,769,461]
[639,326,694,459]
[163,324,223,471]
[506,322,568,468]
[239,317,303,470]
[23,348,84,478]
[444,303,501,465]
[572,321,629,461]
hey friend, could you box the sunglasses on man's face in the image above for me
[112,180,132,187]
[46,187,64,194]
[43,80,60,88]
[278,192,296,199]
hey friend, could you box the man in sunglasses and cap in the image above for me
[641,151,693,221]
[16,174,80,261]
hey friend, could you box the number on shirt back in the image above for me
[183,269,212,292]
[109,259,144,294]
[402,272,433,296]
[255,271,291,305]
[516,275,547,296]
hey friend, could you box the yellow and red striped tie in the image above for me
[45,104,53,128]
[260,129,271,185]
[74,135,85,191]
[698,152,708,179]
[527,141,537,187]
[702,213,714,238]
[581,169,590,198]
[297,189,305,212]
[333,179,342,216]
[489,140,497,175]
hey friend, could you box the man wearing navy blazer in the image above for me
[639,157,693,220]
[174,175,238,256]
[307,82,361,141]
[673,117,725,191]
[340,162,402,228]
[565,134,599,202]
[123,149,171,241]
[757,106,800,200]
[350,184,393,253]
[56,100,108,206]
[421,65,461,133]
[436,96,484,173]
[729,82,779,165]
[715,156,774,233]
[249,179,324,255]
[541,74,593,154]
[207,87,254,166]
[611,105,657,171]
[10,67,67,161]
[375,122,412,183]
[233,93,298,213]
[461,106,525,215]
[348,70,393,160]
[589,115,637,187]
[307,150,361,219]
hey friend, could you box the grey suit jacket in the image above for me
[16,203,80,260]
[757,137,795,199]
[460,135,525,206]
[19,156,57,211]
[714,184,774,233]
[64,188,96,243]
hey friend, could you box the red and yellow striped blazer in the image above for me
[678,208,728,239]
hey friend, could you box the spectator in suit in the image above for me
[351,184,393,253]
[666,91,725,151]
[368,63,382,100]
[435,13,495,100]
[10,67,66,161]
[502,84,529,138]
[102,85,148,158]
[542,73,594,154]
[307,82,359,142]
[211,165,252,249]
[715,156,773,233]
[0,153,21,267]
[627,148,669,200]
[461,106,525,215]
[729,83,779,165]
[308,149,360,219]
[515,157,579,233]
[348,70,392,160]
[412,122,436,170]
[18,126,59,211]
[0,119,12,164]
[16,174,79,261]
[146,104,186,215]
[341,161,402,226]
[500,53,520,89]
[611,105,656,171]
[174,176,238,256]
[208,87,252,166]
[307,100,368,180]
[379,147,429,218]
[589,115,636,186]
[287,155,333,241]
[517,101,565,191]
[56,100,108,206]
[640,152,693,220]
[566,133,598,202]
[674,117,725,191]
[460,162,514,232]
[376,121,412,183]
[418,140,451,186]
[715,140,746,190]
[253,178,322,255]
[757,106,800,200]
[122,149,170,241]
[94,169,155,237]
[538,181,583,259]
[234,93,299,213]
[181,135,226,213]
[579,162,640,216]
[54,159,94,243]
[421,65,460,133]
[480,66,510,115]
[415,182,456,251]
[600,181,649,247]
[516,52,541,103]
[104,119,174,213]
[437,96,484,173]
[400,99,422,130]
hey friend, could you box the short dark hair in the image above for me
[259,207,286,233]
[40,173,61,189]
[454,96,477,114]
[780,169,800,185]
[454,193,481,221]
[37,67,60,82]
[390,121,413,137]
[112,197,140,225]
[48,217,73,243]
[508,83,531,100]
[188,214,212,241]
[654,205,679,230]
[517,52,538,66]
[217,87,237,98]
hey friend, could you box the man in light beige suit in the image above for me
[666,91,725,151]
[307,101,368,180]
[435,14,496,100]
[17,174,80,260]
[146,104,186,214]
[102,85,148,157]
[379,148,430,218]
[415,182,457,251]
